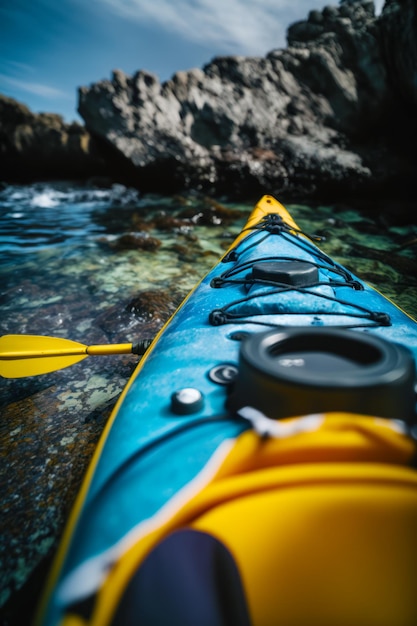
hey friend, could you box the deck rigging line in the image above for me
[209,214,391,330]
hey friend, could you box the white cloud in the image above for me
[98,0,387,57]
[3,60,35,75]
[0,74,69,98]
[97,0,331,56]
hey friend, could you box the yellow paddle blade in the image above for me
[0,335,88,378]
[0,335,135,378]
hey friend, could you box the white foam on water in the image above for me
[30,191,62,208]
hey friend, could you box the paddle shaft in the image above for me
[0,343,135,360]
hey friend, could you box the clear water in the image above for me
[0,184,245,313]
[1,182,416,330]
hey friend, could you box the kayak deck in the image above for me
[38,195,417,626]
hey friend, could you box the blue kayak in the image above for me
[38,195,417,626]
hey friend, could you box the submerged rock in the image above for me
[109,232,162,251]
[126,289,182,322]
[77,0,417,202]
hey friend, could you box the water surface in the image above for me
[1,182,416,335]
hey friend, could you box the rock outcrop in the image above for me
[1,0,416,202]
[78,0,417,201]
[0,95,108,182]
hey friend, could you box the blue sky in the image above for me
[1,0,384,123]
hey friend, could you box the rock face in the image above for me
[379,0,417,108]
[0,95,108,182]
[78,0,417,201]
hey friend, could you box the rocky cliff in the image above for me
[77,0,417,201]
[0,95,108,182]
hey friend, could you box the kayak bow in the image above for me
[37,195,417,626]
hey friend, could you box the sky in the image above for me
[1,0,385,123]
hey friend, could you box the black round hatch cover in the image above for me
[228,328,415,423]
[251,260,319,287]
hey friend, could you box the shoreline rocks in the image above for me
[76,0,417,202]
[1,0,416,205]
[0,95,108,183]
